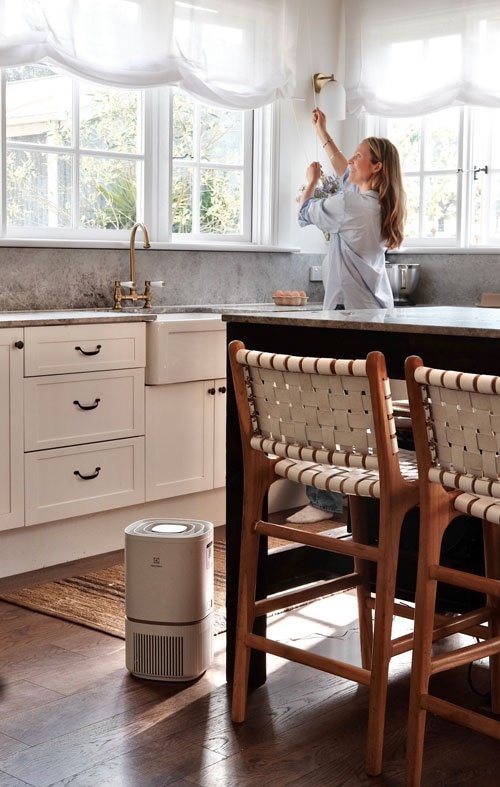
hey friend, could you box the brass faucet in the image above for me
[114,222,153,309]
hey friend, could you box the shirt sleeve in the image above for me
[298,197,315,227]
[298,191,345,235]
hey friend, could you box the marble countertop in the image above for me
[221,305,500,338]
[0,303,322,327]
[3,305,500,337]
[0,309,157,327]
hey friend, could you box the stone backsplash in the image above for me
[386,252,500,306]
[0,246,498,311]
[0,247,324,312]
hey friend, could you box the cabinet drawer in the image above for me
[24,369,145,451]
[24,323,146,376]
[25,437,145,525]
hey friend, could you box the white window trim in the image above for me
[0,73,291,251]
[363,110,500,252]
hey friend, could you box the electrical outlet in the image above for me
[309,266,323,282]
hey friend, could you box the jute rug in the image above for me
[0,540,227,639]
[0,517,344,640]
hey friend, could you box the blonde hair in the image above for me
[365,137,406,250]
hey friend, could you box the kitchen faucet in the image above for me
[114,222,163,309]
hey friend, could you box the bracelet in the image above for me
[322,138,333,148]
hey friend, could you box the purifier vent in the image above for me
[133,632,184,678]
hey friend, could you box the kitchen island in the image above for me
[222,305,500,685]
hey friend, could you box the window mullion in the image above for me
[458,107,472,248]
[192,102,201,235]
[156,86,172,242]
[0,70,5,235]
[73,79,80,231]
[142,88,156,236]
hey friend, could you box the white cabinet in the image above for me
[25,437,144,526]
[24,322,146,525]
[145,316,226,501]
[0,329,25,531]
[24,322,145,376]
[24,369,144,450]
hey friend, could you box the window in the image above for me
[346,1,500,249]
[368,106,500,249]
[170,91,252,241]
[2,64,254,244]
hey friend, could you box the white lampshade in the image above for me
[313,73,346,121]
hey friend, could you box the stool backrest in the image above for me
[406,355,500,497]
[229,342,399,473]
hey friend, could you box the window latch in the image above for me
[457,165,488,179]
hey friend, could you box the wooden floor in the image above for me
[0,528,500,785]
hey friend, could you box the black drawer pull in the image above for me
[75,344,102,356]
[208,387,216,395]
[74,467,101,480]
[14,340,24,349]
[218,386,226,394]
[73,398,101,411]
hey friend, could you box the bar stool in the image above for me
[405,355,500,786]
[229,341,419,776]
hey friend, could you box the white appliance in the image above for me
[124,518,214,681]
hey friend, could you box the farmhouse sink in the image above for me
[145,311,226,385]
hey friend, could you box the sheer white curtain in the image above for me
[344,0,500,117]
[0,0,299,108]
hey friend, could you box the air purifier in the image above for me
[124,518,214,681]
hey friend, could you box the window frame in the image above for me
[0,68,272,248]
[364,107,500,251]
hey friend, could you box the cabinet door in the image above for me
[0,329,24,530]
[145,380,214,500]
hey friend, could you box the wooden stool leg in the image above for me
[349,495,374,670]
[231,453,274,723]
[231,517,260,722]
[365,500,405,776]
[405,506,445,787]
[483,520,500,715]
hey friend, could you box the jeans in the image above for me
[306,486,344,514]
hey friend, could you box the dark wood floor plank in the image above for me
[0,679,63,716]
[0,771,30,787]
[46,731,226,787]
[0,732,28,761]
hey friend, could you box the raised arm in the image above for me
[312,108,348,178]
[297,161,322,212]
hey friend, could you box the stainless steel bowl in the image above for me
[386,263,420,301]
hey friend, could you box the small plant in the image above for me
[297,173,340,202]
[297,173,340,241]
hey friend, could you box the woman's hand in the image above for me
[306,161,322,186]
[298,162,322,212]
[313,108,348,177]
[312,108,328,136]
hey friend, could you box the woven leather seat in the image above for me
[229,341,419,776]
[405,355,500,786]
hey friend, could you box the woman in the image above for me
[288,109,405,525]
[299,108,404,310]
